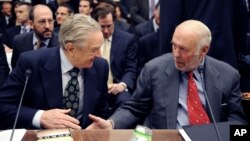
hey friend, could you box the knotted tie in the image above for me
[63,67,80,118]
[35,40,45,49]
[187,71,210,125]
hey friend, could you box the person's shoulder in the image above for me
[19,47,59,60]
[206,56,238,74]
[93,57,109,67]
[114,28,134,38]
[145,53,173,69]
[13,31,32,41]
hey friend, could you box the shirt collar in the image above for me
[60,47,74,74]
[153,18,159,32]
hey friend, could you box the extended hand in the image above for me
[41,109,81,129]
[86,114,113,130]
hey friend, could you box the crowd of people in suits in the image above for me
[0,0,249,130]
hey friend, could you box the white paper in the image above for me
[0,129,27,141]
[179,129,192,141]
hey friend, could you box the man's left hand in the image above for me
[108,83,126,95]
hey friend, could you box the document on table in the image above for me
[0,129,27,141]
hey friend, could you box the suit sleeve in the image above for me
[226,71,248,123]
[0,43,10,87]
[128,0,147,24]
[110,65,153,128]
[121,35,138,91]
[0,53,38,129]
[11,36,20,69]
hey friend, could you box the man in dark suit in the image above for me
[0,41,9,87]
[87,20,247,129]
[0,14,109,130]
[3,2,32,49]
[159,0,248,69]
[128,0,159,25]
[137,29,160,75]
[134,2,160,38]
[93,3,137,114]
[0,2,15,36]
[11,4,59,69]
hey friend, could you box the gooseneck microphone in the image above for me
[198,65,222,141]
[10,69,32,141]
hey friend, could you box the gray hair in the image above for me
[59,14,101,49]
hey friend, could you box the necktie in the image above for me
[102,39,113,84]
[187,72,210,125]
[22,27,27,33]
[63,67,80,118]
[35,41,44,49]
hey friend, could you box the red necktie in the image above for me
[187,72,210,125]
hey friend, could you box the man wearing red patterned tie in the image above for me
[87,20,247,129]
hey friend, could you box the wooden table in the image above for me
[22,129,184,141]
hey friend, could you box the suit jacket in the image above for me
[0,47,109,129]
[128,0,149,25]
[160,0,248,69]
[134,20,154,38]
[0,42,9,87]
[110,53,246,129]
[0,15,15,35]
[137,29,160,75]
[11,31,59,69]
[3,25,21,49]
[110,28,137,91]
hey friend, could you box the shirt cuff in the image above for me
[119,82,128,92]
[107,119,115,129]
[32,110,44,128]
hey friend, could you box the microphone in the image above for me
[10,69,32,141]
[198,65,222,141]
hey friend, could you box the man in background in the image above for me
[11,4,59,69]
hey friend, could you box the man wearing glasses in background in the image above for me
[54,4,74,36]
[11,4,59,69]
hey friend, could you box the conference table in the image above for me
[22,129,184,141]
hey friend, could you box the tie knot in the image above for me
[35,41,45,49]
[187,71,193,78]
[22,26,27,33]
[69,67,79,77]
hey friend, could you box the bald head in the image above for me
[29,4,53,21]
[175,20,212,49]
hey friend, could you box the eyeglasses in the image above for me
[37,19,55,26]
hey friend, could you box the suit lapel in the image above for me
[48,33,59,48]
[40,48,63,108]
[204,57,221,121]
[163,59,180,129]
[110,29,121,64]
[81,68,98,126]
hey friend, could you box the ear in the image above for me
[65,42,75,56]
[29,20,34,29]
[200,46,209,56]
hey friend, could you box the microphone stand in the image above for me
[10,69,32,141]
[198,66,222,141]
